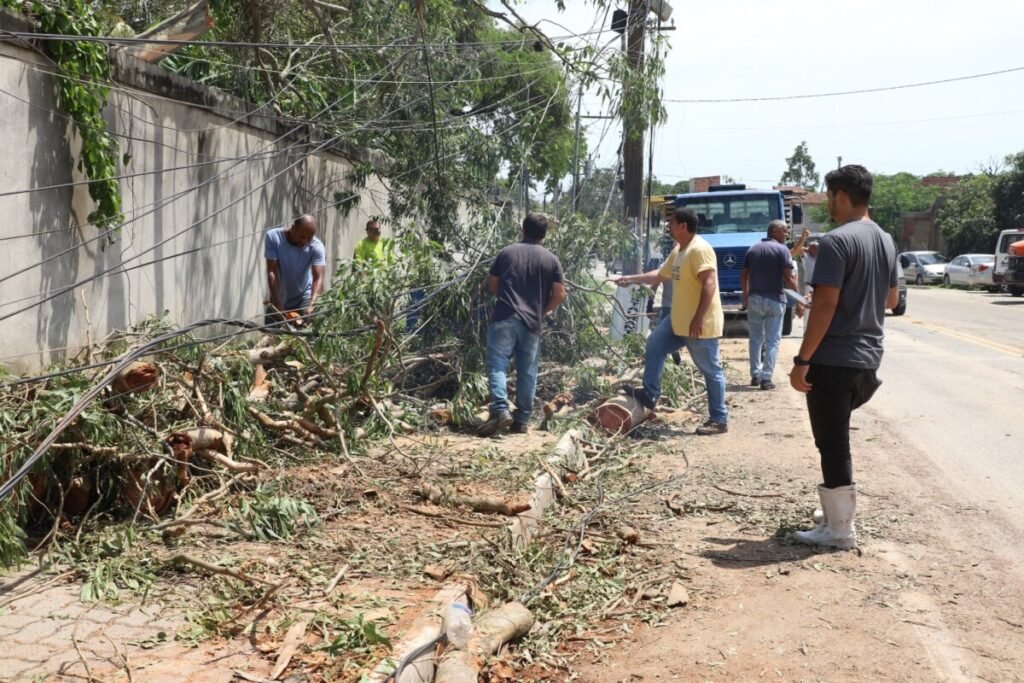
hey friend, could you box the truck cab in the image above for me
[663,186,789,309]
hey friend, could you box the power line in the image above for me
[675,107,1024,131]
[0,49,448,286]
[0,28,611,53]
[664,65,1024,103]
[0,81,557,320]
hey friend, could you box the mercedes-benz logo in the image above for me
[723,254,738,267]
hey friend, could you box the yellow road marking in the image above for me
[907,320,1024,357]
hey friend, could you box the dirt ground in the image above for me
[5,335,1023,683]
[561,337,1024,683]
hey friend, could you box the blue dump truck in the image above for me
[660,184,801,332]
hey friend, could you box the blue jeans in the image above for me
[486,318,540,423]
[643,317,728,424]
[747,295,786,382]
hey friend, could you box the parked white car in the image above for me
[944,253,997,291]
[899,251,948,285]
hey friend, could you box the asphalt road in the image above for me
[864,286,1024,530]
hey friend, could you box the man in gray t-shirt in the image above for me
[788,165,899,551]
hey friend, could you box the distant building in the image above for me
[899,176,961,253]
[776,185,829,232]
[689,176,721,193]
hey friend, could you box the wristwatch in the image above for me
[793,355,810,367]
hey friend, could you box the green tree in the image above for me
[935,174,998,255]
[780,141,820,191]
[649,178,690,195]
[994,151,1024,230]
[868,173,943,236]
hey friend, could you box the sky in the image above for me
[508,0,1024,188]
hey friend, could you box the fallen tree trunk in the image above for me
[248,342,294,364]
[433,602,534,683]
[417,483,531,516]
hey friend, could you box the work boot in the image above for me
[509,410,529,434]
[695,420,728,436]
[750,378,761,387]
[793,484,857,549]
[477,410,512,437]
[622,386,656,410]
[760,380,776,391]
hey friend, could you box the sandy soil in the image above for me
[564,337,1024,683]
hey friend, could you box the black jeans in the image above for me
[806,364,881,488]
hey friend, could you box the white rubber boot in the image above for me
[793,484,857,550]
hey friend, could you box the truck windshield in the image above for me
[677,195,781,234]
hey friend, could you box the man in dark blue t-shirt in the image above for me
[478,213,566,437]
[741,220,797,389]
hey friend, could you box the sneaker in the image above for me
[477,410,512,437]
[622,386,656,410]
[509,422,529,435]
[760,380,776,391]
[750,378,761,387]
[695,420,728,436]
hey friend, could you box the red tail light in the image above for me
[978,264,990,271]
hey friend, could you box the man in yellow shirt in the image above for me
[353,219,391,264]
[613,207,728,435]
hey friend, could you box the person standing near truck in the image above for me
[613,207,728,436]
[741,219,797,390]
[789,165,899,550]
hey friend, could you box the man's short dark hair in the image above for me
[672,207,699,234]
[825,165,873,207]
[366,219,380,231]
[523,212,549,240]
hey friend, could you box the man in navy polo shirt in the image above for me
[741,219,797,390]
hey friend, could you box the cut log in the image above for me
[112,361,160,395]
[247,342,294,364]
[593,395,648,434]
[418,484,531,517]
[248,363,271,402]
[185,427,234,456]
[434,602,534,683]
[166,432,194,486]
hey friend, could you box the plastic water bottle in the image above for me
[444,602,473,649]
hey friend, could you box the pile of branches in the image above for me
[0,303,456,565]
[0,212,662,568]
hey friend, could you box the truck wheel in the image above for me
[782,306,793,336]
[891,302,906,316]
[1011,287,1024,298]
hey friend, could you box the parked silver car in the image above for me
[899,251,948,285]
[944,253,997,291]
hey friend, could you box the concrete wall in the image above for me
[0,13,390,373]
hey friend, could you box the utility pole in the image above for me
[621,0,646,275]
[621,0,672,274]
[571,88,582,214]
[837,155,843,169]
